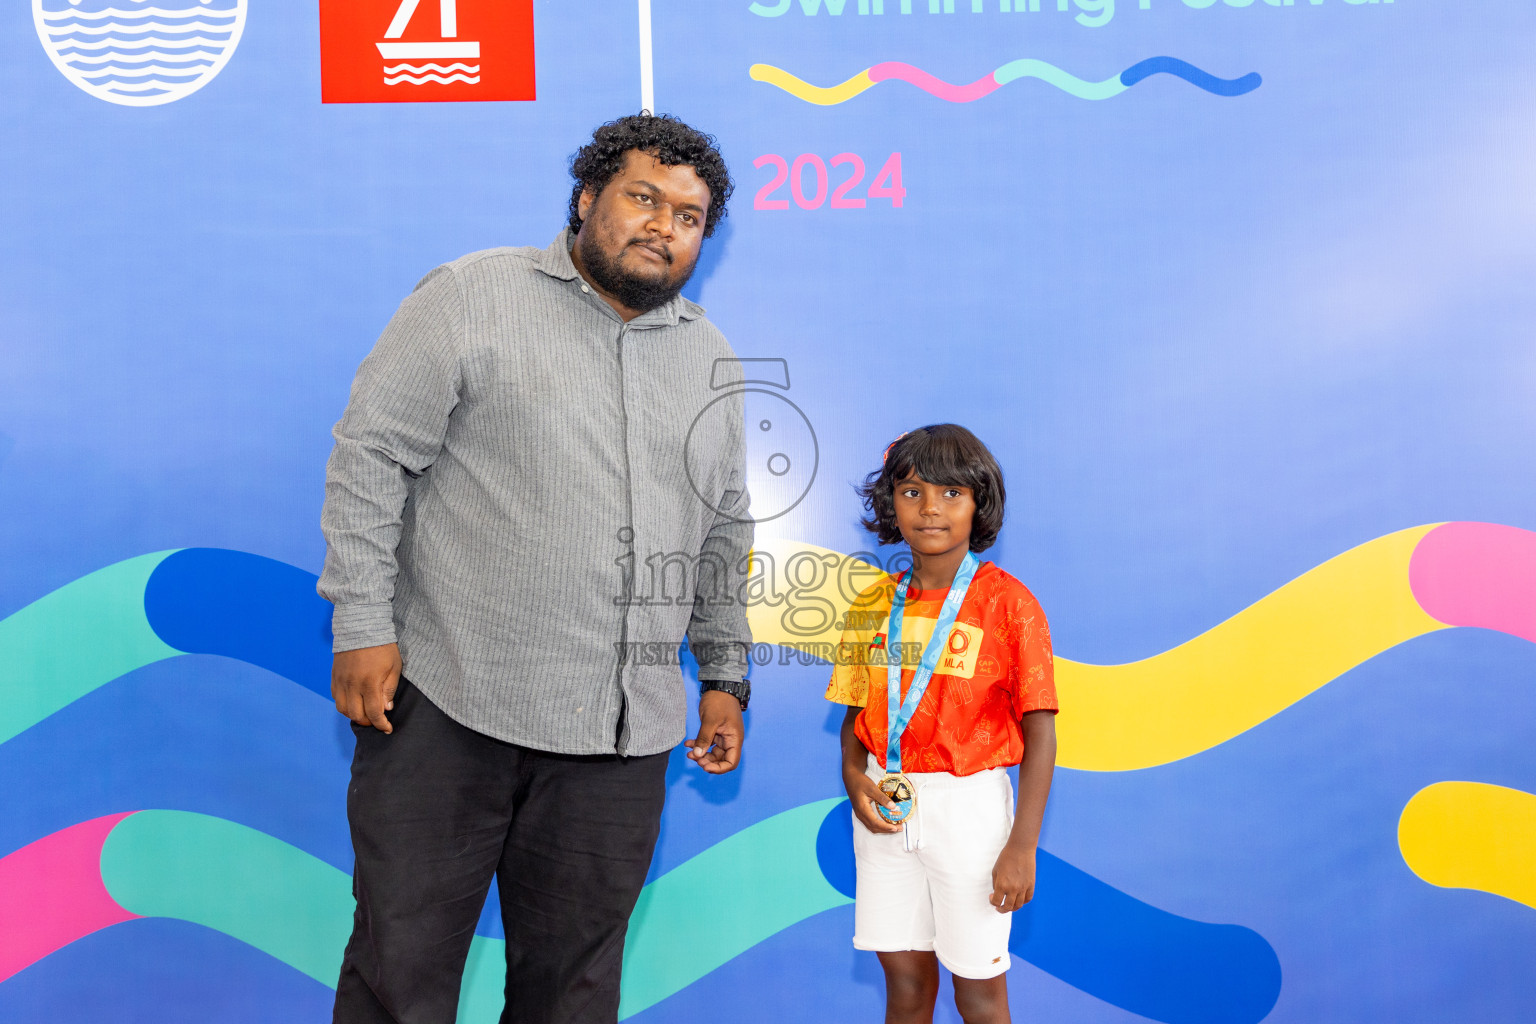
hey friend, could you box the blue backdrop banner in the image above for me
[2,0,1534,1021]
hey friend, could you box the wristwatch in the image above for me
[700,679,750,711]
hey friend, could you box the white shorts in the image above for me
[851,753,1015,979]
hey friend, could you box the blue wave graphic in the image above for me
[143,548,334,700]
[36,2,239,13]
[47,29,234,40]
[1120,56,1262,97]
[39,6,237,99]
[91,74,204,85]
[45,14,239,25]
[815,803,1282,1024]
[67,59,216,70]
[56,43,225,56]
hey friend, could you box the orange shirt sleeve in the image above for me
[825,575,896,708]
[1010,588,1058,716]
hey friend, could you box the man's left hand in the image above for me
[686,690,744,773]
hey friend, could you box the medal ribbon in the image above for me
[885,550,980,774]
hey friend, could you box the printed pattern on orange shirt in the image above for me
[825,562,1057,777]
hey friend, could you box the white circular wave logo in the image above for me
[33,0,246,107]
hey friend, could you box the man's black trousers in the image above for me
[333,678,670,1024]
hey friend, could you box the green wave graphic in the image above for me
[618,797,849,1017]
[95,802,846,1020]
[101,810,355,986]
[457,937,510,1023]
[0,551,178,745]
[993,58,1126,99]
[102,810,509,1015]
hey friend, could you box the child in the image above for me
[827,424,1057,1024]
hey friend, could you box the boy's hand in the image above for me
[686,690,744,773]
[332,643,401,734]
[844,769,904,834]
[990,844,1037,912]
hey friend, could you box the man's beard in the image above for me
[578,231,697,313]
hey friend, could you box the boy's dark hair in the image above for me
[567,114,734,238]
[858,424,1007,553]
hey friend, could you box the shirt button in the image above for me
[581,284,590,293]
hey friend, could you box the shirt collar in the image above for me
[536,228,706,327]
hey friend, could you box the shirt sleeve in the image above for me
[688,393,753,683]
[825,578,892,707]
[1010,591,1058,716]
[826,655,871,708]
[317,266,464,653]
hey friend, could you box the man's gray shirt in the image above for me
[318,230,753,755]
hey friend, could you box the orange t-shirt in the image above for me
[825,562,1057,776]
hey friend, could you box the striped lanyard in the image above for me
[885,550,980,774]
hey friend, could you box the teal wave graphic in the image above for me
[0,551,178,746]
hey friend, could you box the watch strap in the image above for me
[700,679,750,711]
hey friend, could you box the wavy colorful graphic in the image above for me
[1,550,181,747]
[4,523,1534,770]
[0,814,139,983]
[1398,782,1536,911]
[0,548,330,746]
[748,56,1261,106]
[620,799,850,1017]
[1,803,1280,1024]
[8,525,1528,1019]
[751,522,1536,771]
[815,806,1280,1024]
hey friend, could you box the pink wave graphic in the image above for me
[0,813,139,982]
[1410,522,1536,642]
[868,61,1000,103]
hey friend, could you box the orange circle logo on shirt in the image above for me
[947,629,971,654]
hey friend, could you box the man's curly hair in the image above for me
[858,424,1007,553]
[567,114,734,238]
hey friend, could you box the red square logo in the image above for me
[319,0,535,103]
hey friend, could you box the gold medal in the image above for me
[877,772,915,824]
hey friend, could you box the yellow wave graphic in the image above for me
[747,526,1448,772]
[748,63,874,105]
[1399,782,1536,910]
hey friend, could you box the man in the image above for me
[318,114,753,1024]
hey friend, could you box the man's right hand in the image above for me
[332,643,402,734]
[845,769,903,835]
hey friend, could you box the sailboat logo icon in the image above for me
[319,0,534,104]
[378,0,479,87]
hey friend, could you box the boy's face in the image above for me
[893,473,976,563]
